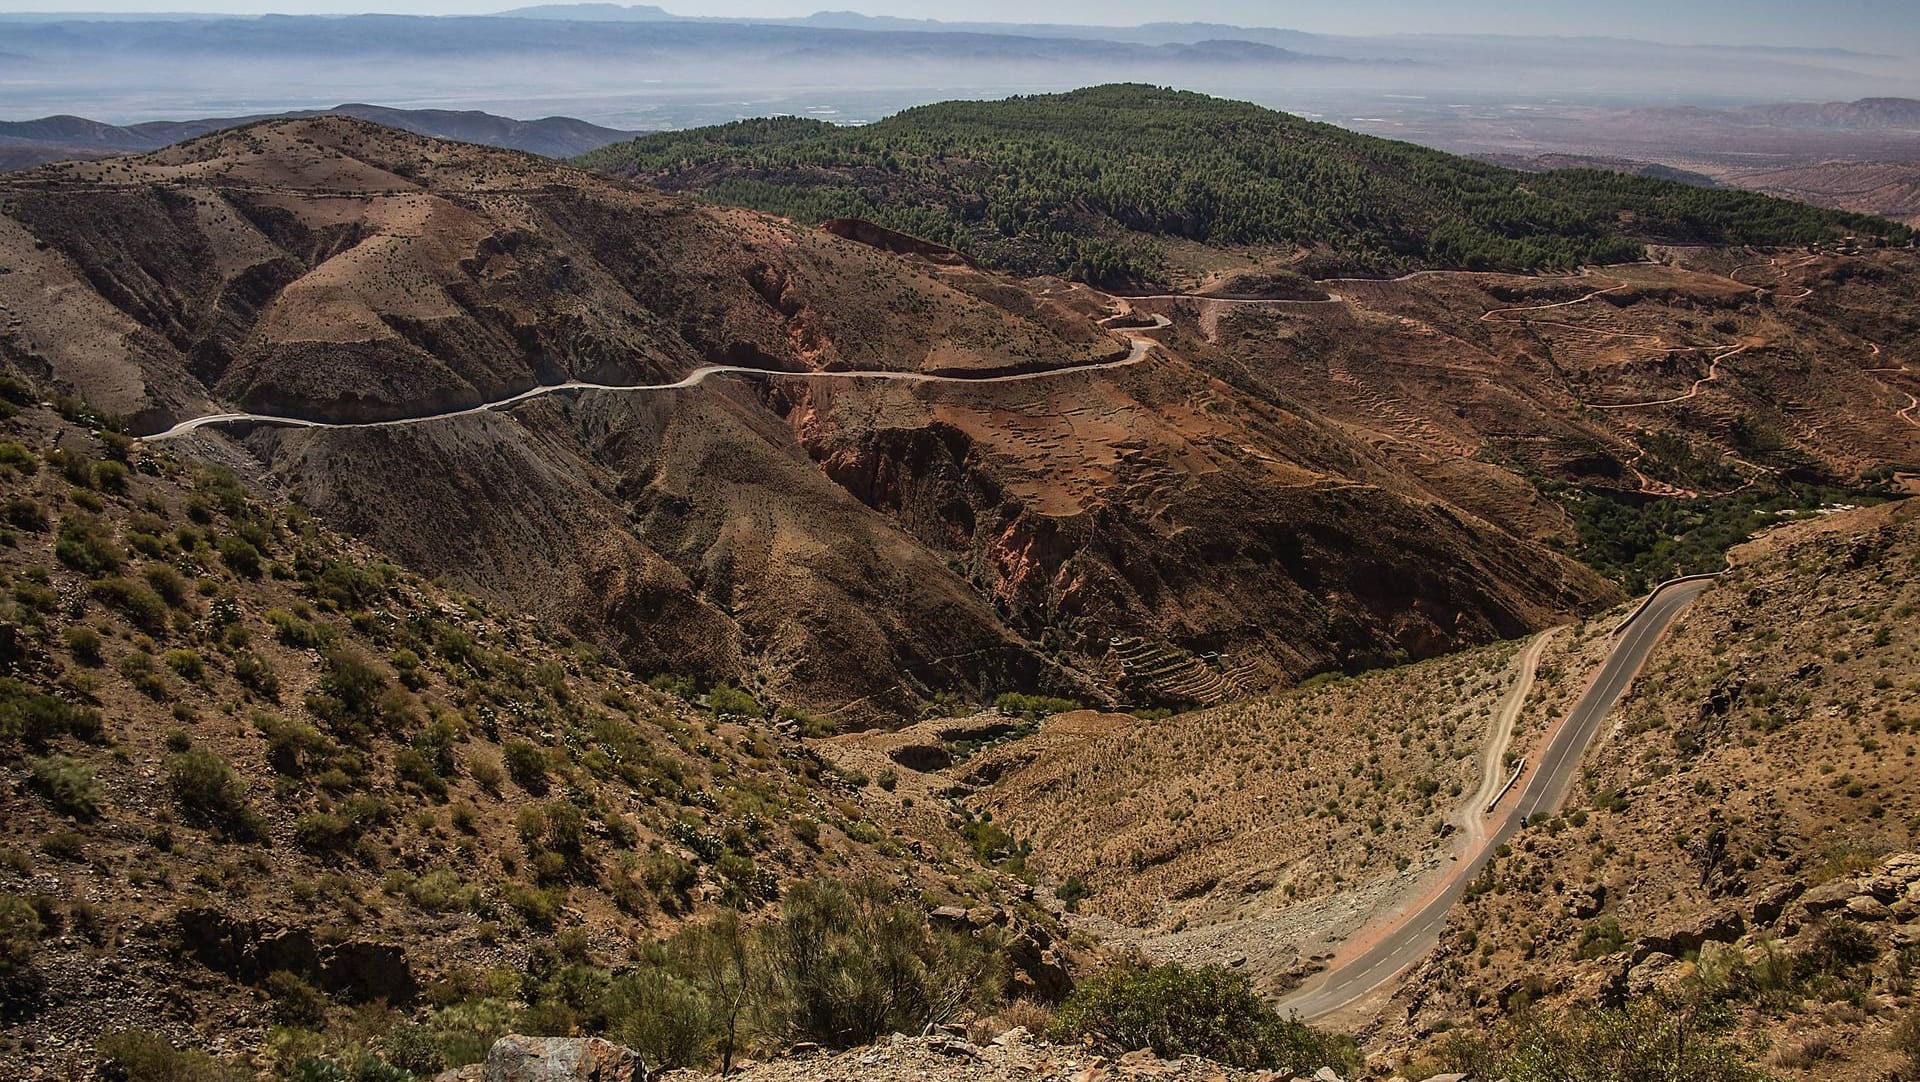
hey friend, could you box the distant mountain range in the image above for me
[493,4,1336,49]
[4,4,1905,134]
[1629,97,1920,131]
[0,103,642,171]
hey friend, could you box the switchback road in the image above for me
[143,316,1171,442]
[1279,577,1713,1021]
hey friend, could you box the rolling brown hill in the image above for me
[0,117,1633,724]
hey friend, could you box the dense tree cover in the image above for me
[580,85,1910,286]
[1546,482,1882,594]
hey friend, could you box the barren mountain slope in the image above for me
[0,116,1116,434]
[1713,161,1920,228]
[0,119,1627,721]
[1383,500,1920,1079]
[1150,252,1920,502]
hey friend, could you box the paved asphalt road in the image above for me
[1279,577,1713,1020]
[143,317,1171,442]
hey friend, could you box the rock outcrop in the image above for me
[435,1035,646,1082]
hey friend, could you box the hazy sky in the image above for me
[0,0,1915,53]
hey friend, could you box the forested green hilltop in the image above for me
[579,85,1910,285]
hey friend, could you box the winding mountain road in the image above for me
[1279,577,1714,1022]
[143,316,1172,442]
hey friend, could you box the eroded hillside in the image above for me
[0,118,1636,723]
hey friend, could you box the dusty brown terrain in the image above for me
[1150,252,1920,501]
[0,118,1649,724]
[0,118,1115,433]
[1693,162,1920,229]
[1379,500,1920,1078]
[656,1028,1339,1082]
[1,111,1919,1082]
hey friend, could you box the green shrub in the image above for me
[29,754,101,818]
[503,883,562,929]
[705,683,760,719]
[56,516,122,576]
[142,564,191,608]
[0,441,38,476]
[91,577,169,633]
[96,1028,249,1082]
[0,677,104,749]
[164,747,263,840]
[1443,997,1765,1082]
[381,1022,445,1076]
[233,650,280,700]
[394,747,447,797]
[311,559,392,611]
[90,459,129,493]
[401,869,472,914]
[305,648,394,741]
[1576,916,1627,960]
[1052,960,1354,1071]
[63,625,104,665]
[255,712,337,776]
[503,740,549,794]
[994,692,1080,720]
[117,652,170,700]
[430,997,516,1068]
[608,964,720,1071]
[389,648,426,689]
[645,851,698,913]
[1058,876,1091,913]
[163,648,207,684]
[267,609,334,649]
[216,535,264,578]
[0,893,40,975]
[648,673,699,701]
[292,795,388,855]
[265,969,330,1026]
[758,877,1004,1047]
[2,496,47,532]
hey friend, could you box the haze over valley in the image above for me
[0,4,1918,1082]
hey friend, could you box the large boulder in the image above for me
[1632,909,1744,962]
[480,1036,646,1082]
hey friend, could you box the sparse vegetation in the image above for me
[1053,958,1355,1070]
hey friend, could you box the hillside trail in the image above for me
[143,316,1173,442]
[1863,344,1920,429]
[1319,626,1558,972]
[1460,627,1561,850]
